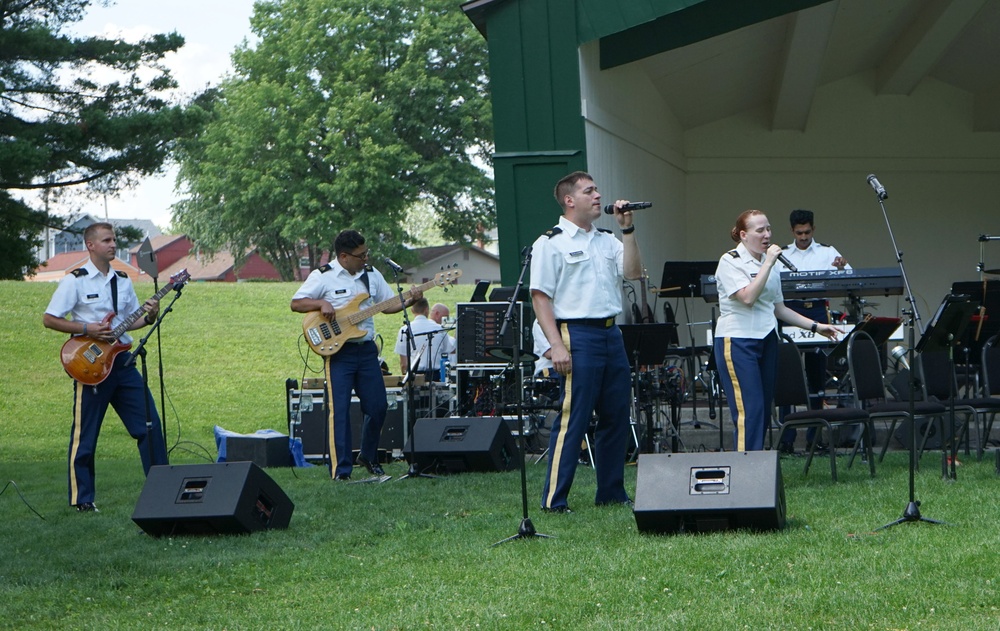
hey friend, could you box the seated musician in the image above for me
[778,209,849,454]
[395,297,455,381]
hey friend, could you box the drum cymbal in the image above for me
[487,346,538,363]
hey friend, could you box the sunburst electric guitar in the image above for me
[302,268,463,356]
[60,269,190,386]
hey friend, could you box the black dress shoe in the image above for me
[596,498,634,508]
[356,455,385,477]
[542,505,573,514]
[75,502,99,512]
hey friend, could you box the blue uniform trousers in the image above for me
[714,330,778,451]
[69,352,168,506]
[541,322,631,510]
[324,341,387,478]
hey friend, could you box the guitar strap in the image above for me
[361,269,371,294]
[110,274,118,315]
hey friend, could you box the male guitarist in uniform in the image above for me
[42,222,167,512]
[291,229,421,480]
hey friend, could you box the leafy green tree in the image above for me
[173,0,494,280]
[0,0,204,279]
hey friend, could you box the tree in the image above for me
[173,0,494,281]
[0,0,204,279]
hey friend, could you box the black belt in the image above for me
[558,318,616,329]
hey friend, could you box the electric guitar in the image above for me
[302,268,462,356]
[60,269,190,386]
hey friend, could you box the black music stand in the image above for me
[620,324,678,453]
[916,294,977,480]
[825,316,902,367]
[656,262,718,429]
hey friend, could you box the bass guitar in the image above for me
[303,268,462,356]
[60,269,190,385]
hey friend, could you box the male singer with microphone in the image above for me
[291,229,421,480]
[530,171,642,513]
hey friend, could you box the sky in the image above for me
[64,1,259,228]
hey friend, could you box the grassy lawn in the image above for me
[2,280,999,629]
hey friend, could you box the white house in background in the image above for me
[402,244,500,286]
[36,213,161,262]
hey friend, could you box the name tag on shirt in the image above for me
[86,293,100,300]
[335,289,348,295]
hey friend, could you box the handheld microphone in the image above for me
[603,202,652,214]
[383,257,404,273]
[775,252,798,273]
[866,174,888,200]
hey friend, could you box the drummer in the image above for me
[778,209,850,454]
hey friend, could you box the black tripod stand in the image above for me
[494,246,552,545]
[620,324,681,456]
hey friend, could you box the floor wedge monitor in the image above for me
[406,417,517,474]
[633,451,785,534]
[132,462,294,536]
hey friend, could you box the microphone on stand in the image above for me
[603,202,653,214]
[867,174,888,200]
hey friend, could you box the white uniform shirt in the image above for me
[783,240,851,272]
[292,259,394,342]
[45,259,142,345]
[529,215,624,320]
[532,319,553,376]
[714,242,784,339]
[394,315,456,372]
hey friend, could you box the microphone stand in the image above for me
[870,178,943,529]
[394,273,438,481]
[494,246,552,545]
[125,281,185,467]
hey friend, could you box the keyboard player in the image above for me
[778,209,849,454]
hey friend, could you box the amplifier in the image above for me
[456,301,533,364]
[287,388,406,460]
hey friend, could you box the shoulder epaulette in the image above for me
[71,268,88,277]
[318,264,332,273]
[364,264,374,272]
[115,270,128,278]
[597,228,613,234]
[544,226,563,239]
[818,242,832,247]
[728,250,740,258]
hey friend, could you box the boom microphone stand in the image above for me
[494,246,552,545]
[868,173,942,529]
[126,278,187,467]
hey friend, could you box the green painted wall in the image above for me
[476,0,828,282]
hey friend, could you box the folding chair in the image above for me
[977,334,1000,458]
[774,338,874,481]
[846,332,946,466]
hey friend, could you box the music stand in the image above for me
[825,316,902,366]
[620,324,679,453]
[916,294,977,479]
[656,261,717,299]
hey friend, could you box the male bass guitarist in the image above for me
[291,229,422,480]
[43,222,168,512]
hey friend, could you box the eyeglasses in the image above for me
[344,250,370,261]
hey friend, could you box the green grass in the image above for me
[2,280,1000,630]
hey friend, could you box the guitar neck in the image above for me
[347,278,442,325]
[110,281,177,339]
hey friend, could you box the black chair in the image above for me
[917,348,1000,461]
[846,332,946,465]
[977,334,1000,458]
[774,338,874,481]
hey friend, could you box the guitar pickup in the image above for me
[82,344,103,364]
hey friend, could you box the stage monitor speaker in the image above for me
[406,417,517,474]
[633,451,785,534]
[132,462,294,537]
